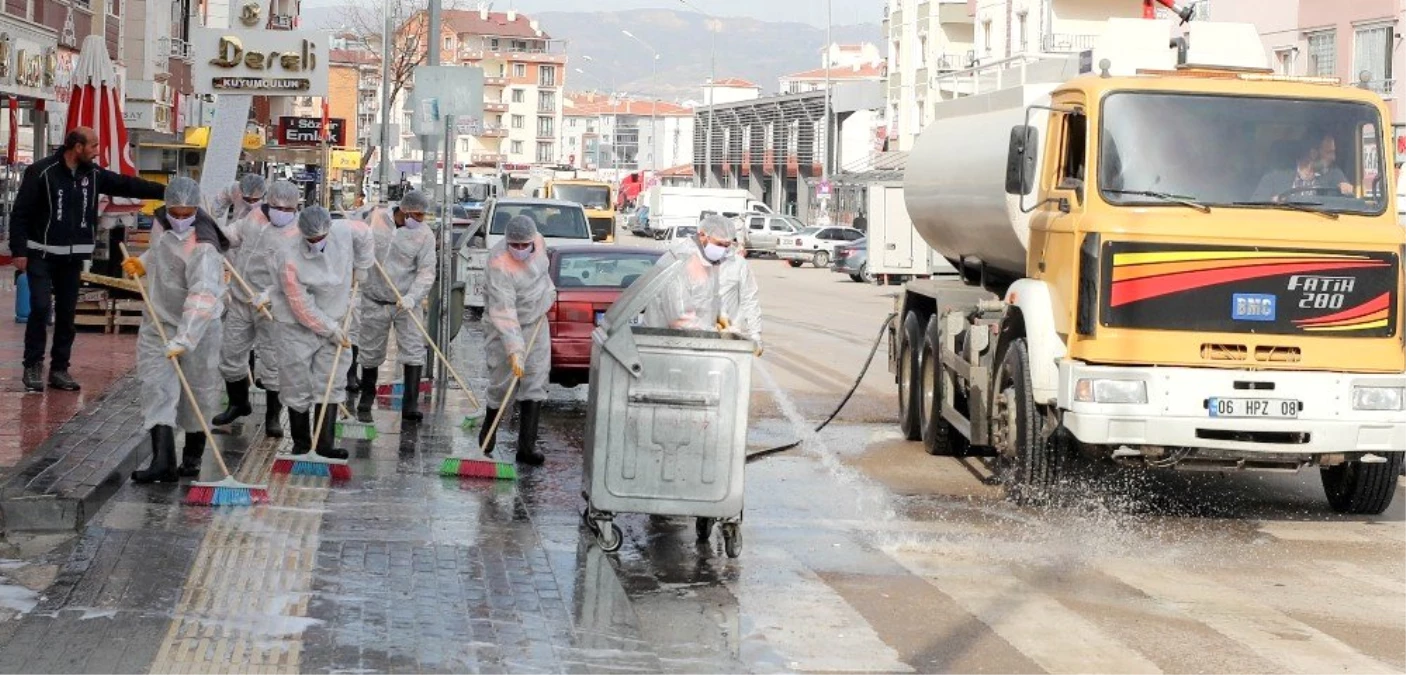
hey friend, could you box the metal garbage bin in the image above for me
[581,260,754,557]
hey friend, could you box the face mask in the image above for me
[702,243,729,263]
[269,209,296,227]
[509,245,533,262]
[168,214,197,233]
[404,217,424,230]
[307,239,328,253]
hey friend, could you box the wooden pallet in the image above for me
[112,299,144,332]
[74,300,114,333]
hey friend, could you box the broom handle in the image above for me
[478,317,546,455]
[371,258,481,409]
[119,243,233,479]
[221,257,274,321]
[310,280,360,455]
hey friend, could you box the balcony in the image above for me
[485,101,509,113]
[458,47,567,65]
[934,52,971,71]
[889,71,902,92]
[359,102,377,115]
[168,37,191,61]
[890,10,902,37]
[1041,33,1097,54]
[470,152,505,165]
[537,131,555,140]
[480,125,508,138]
[1363,79,1396,99]
[484,76,509,87]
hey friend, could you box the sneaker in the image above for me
[22,365,43,392]
[47,370,81,391]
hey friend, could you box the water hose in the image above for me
[745,311,899,463]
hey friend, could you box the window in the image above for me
[1274,47,1295,75]
[982,20,992,55]
[536,142,555,163]
[512,39,527,52]
[511,114,524,129]
[1354,24,1393,91]
[538,90,556,113]
[511,88,525,103]
[513,63,526,78]
[1058,111,1087,187]
[511,140,524,154]
[490,38,500,51]
[460,138,471,153]
[1306,30,1336,77]
[537,116,554,137]
[748,216,765,231]
[539,65,557,87]
[1018,13,1028,53]
[443,36,452,50]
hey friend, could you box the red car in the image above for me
[547,245,663,388]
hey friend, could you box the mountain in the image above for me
[304,7,882,101]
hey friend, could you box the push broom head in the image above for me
[440,456,517,480]
[459,411,485,431]
[271,452,353,481]
[186,476,270,506]
[336,420,378,441]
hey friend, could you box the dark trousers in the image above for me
[23,255,82,370]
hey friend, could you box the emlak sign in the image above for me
[277,116,346,146]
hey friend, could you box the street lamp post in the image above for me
[622,30,660,176]
[676,0,716,188]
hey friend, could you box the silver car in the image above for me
[742,214,804,258]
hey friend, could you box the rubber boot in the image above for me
[315,405,350,460]
[178,431,205,478]
[212,377,253,426]
[132,425,179,483]
[480,408,500,457]
[516,400,545,466]
[264,390,285,439]
[289,408,312,455]
[356,367,378,423]
[401,365,424,422]
[345,346,360,393]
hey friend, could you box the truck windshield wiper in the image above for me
[1230,201,1339,220]
[1104,189,1210,213]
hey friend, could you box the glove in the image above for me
[509,353,524,379]
[753,342,764,357]
[716,316,731,331]
[165,340,187,359]
[327,328,352,349]
[252,289,272,312]
[121,257,146,278]
[398,296,416,310]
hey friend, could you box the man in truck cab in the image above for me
[1253,135,1354,202]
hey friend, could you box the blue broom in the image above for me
[271,281,358,480]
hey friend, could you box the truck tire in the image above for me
[1321,452,1403,515]
[992,338,1059,505]
[921,317,965,456]
[898,312,924,441]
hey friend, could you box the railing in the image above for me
[1363,79,1396,98]
[931,53,1045,101]
[480,125,508,137]
[1041,33,1097,54]
[484,76,508,87]
[470,153,505,164]
[889,10,902,37]
[169,38,191,61]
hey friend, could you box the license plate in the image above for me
[1208,397,1300,418]
[595,311,643,327]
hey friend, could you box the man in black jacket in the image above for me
[9,127,166,392]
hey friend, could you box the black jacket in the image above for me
[10,150,166,260]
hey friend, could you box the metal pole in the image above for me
[422,0,441,200]
[434,113,454,385]
[378,0,393,202]
[823,0,832,183]
[651,55,659,174]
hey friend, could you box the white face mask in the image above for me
[168,214,197,233]
[269,209,296,227]
[404,216,424,230]
[702,243,729,263]
[306,239,328,253]
[509,245,533,262]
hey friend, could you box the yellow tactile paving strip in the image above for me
[148,435,334,674]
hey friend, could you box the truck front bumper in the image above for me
[1057,362,1406,454]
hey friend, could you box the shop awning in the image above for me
[184,126,210,148]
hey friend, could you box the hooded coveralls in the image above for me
[358,208,437,368]
[484,234,556,404]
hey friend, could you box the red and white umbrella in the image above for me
[65,34,141,215]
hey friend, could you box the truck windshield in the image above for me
[1098,93,1387,216]
[455,184,491,203]
[553,184,611,210]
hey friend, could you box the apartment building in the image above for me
[882,0,975,151]
[561,92,693,175]
[779,43,887,95]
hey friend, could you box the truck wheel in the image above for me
[787,260,803,268]
[898,313,925,441]
[992,338,1060,505]
[921,317,965,456]
[1321,452,1403,515]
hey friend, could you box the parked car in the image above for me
[629,205,652,237]
[546,245,664,388]
[742,214,805,258]
[777,226,865,268]
[664,224,698,241]
[482,198,594,250]
[832,238,871,283]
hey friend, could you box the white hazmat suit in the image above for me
[484,233,556,404]
[359,204,437,369]
[644,215,763,351]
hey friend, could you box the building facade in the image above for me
[883,0,975,151]
[561,92,693,177]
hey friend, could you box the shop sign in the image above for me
[190,27,328,95]
[276,115,345,145]
[0,33,59,99]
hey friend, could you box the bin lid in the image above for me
[593,257,685,378]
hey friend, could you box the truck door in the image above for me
[1030,95,1088,327]
[879,187,914,271]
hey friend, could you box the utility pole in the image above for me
[622,30,660,176]
[676,0,716,188]
[378,0,393,202]
[421,0,442,203]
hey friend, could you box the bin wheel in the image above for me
[596,522,623,552]
[695,517,715,541]
[721,522,742,558]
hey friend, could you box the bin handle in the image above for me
[628,390,717,408]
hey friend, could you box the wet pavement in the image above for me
[0,257,1401,673]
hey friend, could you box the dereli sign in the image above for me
[277,116,345,146]
[190,28,328,96]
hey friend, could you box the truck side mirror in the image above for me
[1005,125,1038,196]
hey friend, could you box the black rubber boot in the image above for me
[264,390,285,439]
[132,425,179,483]
[345,347,360,393]
[178,431,205,478]
[401,365,424,422]
[356,367,378,423]
[315,405,350,460]
[516,401,545,466]
[212,377,253,426]
[289,408,312,455]
[480,408,500,457]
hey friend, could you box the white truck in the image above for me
[644,186,771,238]
[864,182,956,283]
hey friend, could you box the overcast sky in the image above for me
[303,0,883,28]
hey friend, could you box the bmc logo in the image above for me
[1231,293,1276,322]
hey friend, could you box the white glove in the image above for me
[253,288,272,311]
[326,327,352,349]
[165,338,190,359]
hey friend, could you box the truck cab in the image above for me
[452,176,501,224]
[533,179,616,242]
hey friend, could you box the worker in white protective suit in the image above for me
[354,190,437,425]
[122,177,228,483]
[272,206,375,459]
[211,179,301,437]
[644,214,764,355]
[210,175,264,227]
[479,215,555,465]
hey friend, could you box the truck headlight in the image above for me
[1074,378,1147,404]
[1352,386,1404,411]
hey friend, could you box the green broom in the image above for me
[336,403,378,441]
[440,318,545,480]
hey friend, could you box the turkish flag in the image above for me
[321,100,330,144]
[7,96,16,165]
